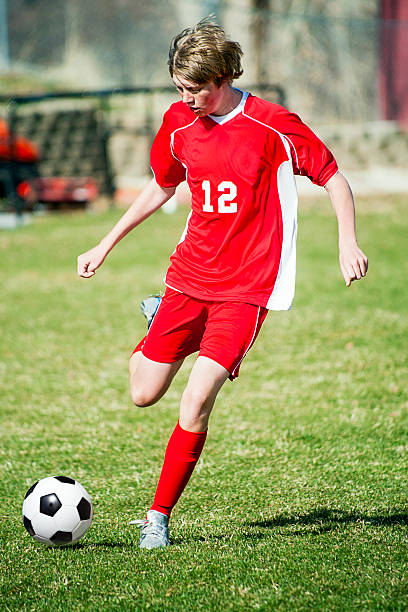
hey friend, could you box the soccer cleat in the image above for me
[130,509,170,549]
[140,294,162,329]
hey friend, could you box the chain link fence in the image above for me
[2,0,406,124]
[1,1,407,214]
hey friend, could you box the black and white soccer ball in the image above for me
[22,476,93,546]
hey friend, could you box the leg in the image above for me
[129,351,184,407]
[136,302,268,547]
[179,356,230,432]
[129,286,202,407]
[150,356,229,517]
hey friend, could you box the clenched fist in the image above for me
[77,244,108,278]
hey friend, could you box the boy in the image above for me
[77,19,368,549]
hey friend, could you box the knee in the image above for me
[180,387,211,431]
[130,383,158,408]
[181,386,210,413]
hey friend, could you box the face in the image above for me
[172,74,226,116]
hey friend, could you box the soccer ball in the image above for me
[22,476,93,546]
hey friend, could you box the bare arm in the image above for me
[324,171,368,287]
[77,178,176,278]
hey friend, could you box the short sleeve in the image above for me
[150,110,186,188]
[274,107,338,186]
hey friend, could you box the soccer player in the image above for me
[77,19,368,549]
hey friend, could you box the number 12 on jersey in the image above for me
[202,180,238,213]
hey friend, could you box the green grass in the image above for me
[0,195,407,611]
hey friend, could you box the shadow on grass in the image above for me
[51,509,408,548]
[171,509,408,545]
[57,539,136,551]
[245,508,408,537]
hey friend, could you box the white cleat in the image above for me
[130,510,170,549]
[140,294,162,329]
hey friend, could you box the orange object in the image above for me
[0,119,39,162]
[16,181,32,199]
[17,176,99,203]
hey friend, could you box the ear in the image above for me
[215,75,227,87]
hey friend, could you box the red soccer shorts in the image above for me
[132,287,268,380]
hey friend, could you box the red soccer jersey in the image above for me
[150,92,338,310]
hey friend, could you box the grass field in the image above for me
[1,194,407,611]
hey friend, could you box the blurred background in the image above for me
[0,0,407,223]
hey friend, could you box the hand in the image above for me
[339,242,368,287]
[77,244,108,278]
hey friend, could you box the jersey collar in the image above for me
[207,90,249,125]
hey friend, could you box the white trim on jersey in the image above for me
[208,90,249,125]
[167,100,299,312]
[267,158,298,310]
[241,110,300,171]
[322,169,339,187]
[163,282,183,293]
[230,306,261,376]
[241,111,299,311]
[170,118,199,166]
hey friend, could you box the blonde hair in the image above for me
[168,18,243,87]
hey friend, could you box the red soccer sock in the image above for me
[150,421,207,517]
